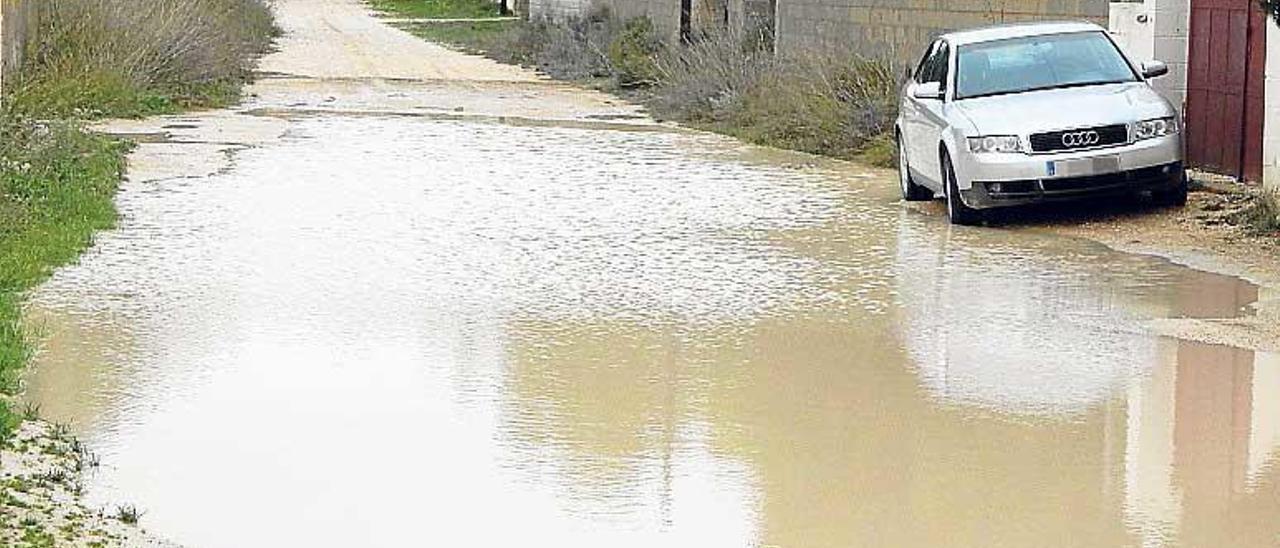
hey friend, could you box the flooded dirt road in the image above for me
[22,1,1280,546]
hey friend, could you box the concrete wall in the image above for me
[0,0,37,94]
[775,0,1109,70]
[1265,19,1279,189]
[527,0,684,39]
[1149,0,1190,111]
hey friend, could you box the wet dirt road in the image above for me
[23,1,1280,546]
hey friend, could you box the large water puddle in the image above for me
[25,115,1280,547]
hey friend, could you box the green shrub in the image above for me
[607,18,663,86]
[9,0,278,118]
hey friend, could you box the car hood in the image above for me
[953,82,1174,136]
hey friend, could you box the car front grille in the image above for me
[979,162,1181,198]
[1029,124,1129,153]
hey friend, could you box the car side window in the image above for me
[934,42,951,92]
[917,40,950,89]
[915,41,940,83]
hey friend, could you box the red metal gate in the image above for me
[1185,0,1267,181]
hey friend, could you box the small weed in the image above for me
[20,524,56,548]
[857,134,897,168]
[114,504,143,525]
[1232,190,1280,234]
[21,402,40,421]
[49,423,72,443]
[35,470,69,485]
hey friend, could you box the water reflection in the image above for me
[23,113,1280,547]
[500,320,1279,547]
[893,211,1259,415]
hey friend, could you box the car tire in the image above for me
[898,136,933,202]
[1153,169,1189,208]
[942,152,983,226]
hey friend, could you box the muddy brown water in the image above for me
[24,115,1280,547]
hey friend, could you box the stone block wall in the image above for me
[527,0,683,39]
[775,0,1109,70]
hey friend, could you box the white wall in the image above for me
[1106,0,1190,110]
[1151,0,1191,111]
[1264,19,1280,189]
[1110,1,1155,62]
[526,0,590,21]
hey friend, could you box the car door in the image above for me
[903,40,945,187]
[915,40,952,185]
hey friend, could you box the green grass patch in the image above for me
[9,68,247,120]
[396,20,519,53]
[0,114,128,442]
[369,0,503,19]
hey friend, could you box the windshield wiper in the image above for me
[958,79,1134,101]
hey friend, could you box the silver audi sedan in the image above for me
[895,21,1186,225]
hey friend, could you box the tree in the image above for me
[1265,0,1280,25]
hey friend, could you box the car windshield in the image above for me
[955,31,1137,99]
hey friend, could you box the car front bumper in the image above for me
[954,134,1183,210]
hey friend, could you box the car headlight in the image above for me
[1134,117,1178,140]
[967,135,1023,153]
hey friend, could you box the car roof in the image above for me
[941,21,1105,46]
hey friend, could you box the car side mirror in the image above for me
[912,81,944,100]
[1141,60,1169,79]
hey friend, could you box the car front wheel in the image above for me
[1152,169,1189,208]
[942,152,982,226]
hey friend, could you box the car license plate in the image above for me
[1047,155,1120,178]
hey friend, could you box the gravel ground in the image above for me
[0,420,177,547]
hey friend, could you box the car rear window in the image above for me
[955,31,1138,100]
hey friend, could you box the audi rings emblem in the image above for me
[1061,130,1101,148]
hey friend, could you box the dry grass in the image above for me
[8,0,278,118]
[650,28,898,162]
[1234,189,1280,235]
[387,4,899,162]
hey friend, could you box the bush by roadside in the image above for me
[385,5,898,166]
[9,0,277,119]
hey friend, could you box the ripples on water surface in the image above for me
[26,116,1280,547]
